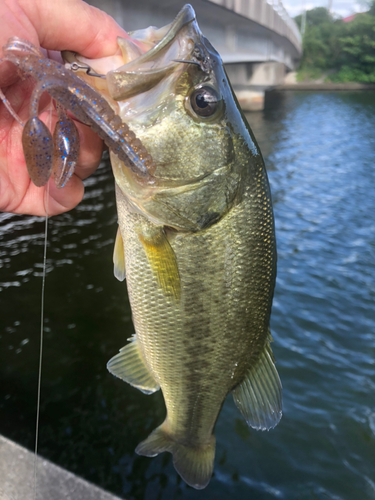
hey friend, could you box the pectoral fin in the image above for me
[138,227,180,300]
[232,334,282,430]
[113,227,126,282]
[107,336,159,395]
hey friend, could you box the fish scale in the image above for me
[105,4,282,489]
[114,146,276,438]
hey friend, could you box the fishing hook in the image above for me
[65,60,106,79]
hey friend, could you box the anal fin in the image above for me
[107,336,159,395]
[113,226,126,282]
[232,334,282,430]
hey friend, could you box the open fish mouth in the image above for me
[107,4,210,101]
[64,4,215,102]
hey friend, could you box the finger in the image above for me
[41,121,103,216]
[0,0,40,85]
[74,121,104,180]
[47,173,84,216]
[0,62,19,88]
[0,0,132,86]
[46,124,106,215]
[38,106,104,180]
[19,0,131,57]
[0,0,39,48]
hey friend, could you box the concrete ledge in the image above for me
[274,83,375,91]
[0,435,122,500]
[235,90,265,111]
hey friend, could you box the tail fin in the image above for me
[135,423,215,490]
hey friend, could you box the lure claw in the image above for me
[52,105,80,189]
[22,117,53,187]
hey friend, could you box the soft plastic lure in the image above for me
[1,37,156,188]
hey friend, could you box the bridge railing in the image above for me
[208,0,302,54]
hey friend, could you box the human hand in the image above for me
[0,0,131,216]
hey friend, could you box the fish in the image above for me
[1,3,281,490]
[104,5,282,489]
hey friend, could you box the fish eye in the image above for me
[189,86,220,118]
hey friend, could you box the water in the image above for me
[1,91,374,499]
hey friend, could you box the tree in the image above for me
[294,7,333,32]
[334,14,375,82]
[295,6,375,82]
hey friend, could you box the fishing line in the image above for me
[33,103,53,500]
[33,187,48,500]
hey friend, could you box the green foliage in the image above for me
[295,7,333,28]
[296,67,325,82]
[296,4,375,83]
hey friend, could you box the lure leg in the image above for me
[52,104,80,189]
[2,37,157,187]
[22,113,54,187]
[22,78,81,188]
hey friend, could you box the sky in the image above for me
[282,0,369,19]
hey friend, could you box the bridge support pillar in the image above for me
[225,62,286,111]
[234,89,266,112]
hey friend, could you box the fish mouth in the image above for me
[126,4,196,66]
[63,5,216,103]
[106,4,211,101]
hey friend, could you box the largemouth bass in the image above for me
[4,3,281,490]
[102,5,282,489]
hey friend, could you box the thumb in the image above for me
[6,0,131,57]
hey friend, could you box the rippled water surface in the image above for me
[1,91,374,500]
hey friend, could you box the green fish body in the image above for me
[84,5,282,489]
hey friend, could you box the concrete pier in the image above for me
[226,61,287,110]
[0,435,122,500]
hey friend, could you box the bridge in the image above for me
[87,0,302,110]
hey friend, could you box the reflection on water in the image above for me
[1,92,375,500]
